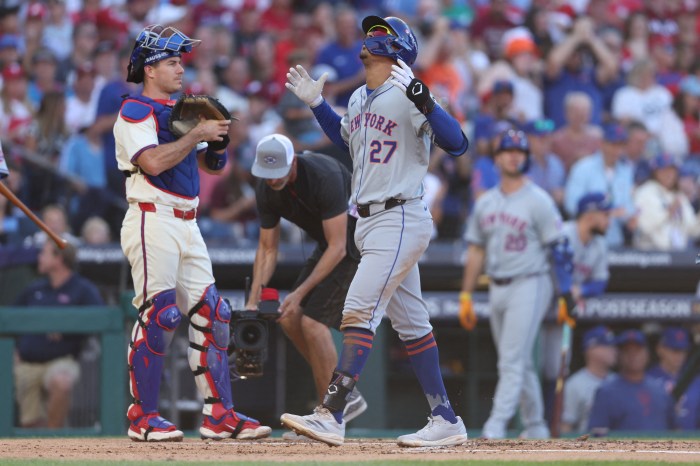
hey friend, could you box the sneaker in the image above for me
[281,430,313,442]
[397,415,468,447]
[343,389,368,423]
[128,412,184,442]
[280,406,346,446]
[519,423,550,439]
[200,409,272,440]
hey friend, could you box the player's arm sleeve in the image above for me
[311,100,347,151]
[425,104,469,156]
[114,116,159,169]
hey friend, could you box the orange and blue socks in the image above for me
[329,327,374,423]
[405,332,458,424]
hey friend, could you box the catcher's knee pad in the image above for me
[322,371,356,413]
[128,289,182,415]
[188,284,233,418]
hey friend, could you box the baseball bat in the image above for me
[671,345,700,402]
[550,322,572,438]
[0,181,67,249]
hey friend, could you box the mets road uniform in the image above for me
[338,79,435,341]
[466,181,563,437]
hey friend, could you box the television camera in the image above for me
[227,287,279,379]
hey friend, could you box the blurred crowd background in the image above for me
[3,0,700,251]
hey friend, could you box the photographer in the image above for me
[247,134,367,438]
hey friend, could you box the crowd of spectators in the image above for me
[1,0,700,250]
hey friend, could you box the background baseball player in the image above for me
[279,16,470,447]
[541,192,611,423]
[459,129,574,439]
[114,24,270,442]
[247,134,367,435]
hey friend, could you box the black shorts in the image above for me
[293,245,359,330]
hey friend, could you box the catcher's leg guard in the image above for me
[188,285,234,418]
[189,285,271,440]
[127,289,184,441]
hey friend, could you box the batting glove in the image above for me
[390,59,436,114]
[458,292,477,331]
[557,292,577,328]
[285,65,328,108]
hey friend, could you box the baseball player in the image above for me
[247,134,367,433]
[114,25,270,442]
[459,129,573,439]
[541,192,611,421]
[279,16,470,447]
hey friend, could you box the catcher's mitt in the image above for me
[168,94,233,150]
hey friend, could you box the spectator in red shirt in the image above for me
[260,0,292,42]
[471,0,521,60]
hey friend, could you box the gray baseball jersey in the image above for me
[562,368,614,433]
[561,220,609,286]
[466,181,563,279]
[340,80,432,205]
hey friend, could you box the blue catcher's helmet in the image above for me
[362,16,418,66]
[127,25,201,84]
[495,129,531,173]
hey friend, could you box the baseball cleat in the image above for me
[343,389,368,423]
[200,409,272,440]
[519,423,550,439]
[281,431,313,442]
[280,406,345,446]
[128,412,184,442]
[397,415,468,447]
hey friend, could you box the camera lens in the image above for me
[232,319,267,351]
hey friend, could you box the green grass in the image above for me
[0,461,695,466]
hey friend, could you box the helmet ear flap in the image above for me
[126,45,147,84]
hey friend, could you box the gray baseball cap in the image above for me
[252,134,295,179]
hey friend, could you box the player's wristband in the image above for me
[310,95,324,108]
[205,149,227,171]
[459,292,471,302]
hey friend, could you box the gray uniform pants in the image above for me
[341,199,433,342]
[483,273,553,437]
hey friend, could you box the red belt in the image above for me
[138,202,196,220]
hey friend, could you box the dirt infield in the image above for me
[1,437,700,463]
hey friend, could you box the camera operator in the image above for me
[247,134,367,437]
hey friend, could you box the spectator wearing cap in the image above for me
[648,327,700,430]
[27,48,60,109]
[541,192,611,423]
[633,154,700,250]
[502,27,543,122]
[0,34,20,70]
[524,118,565,208]
[550,92,602,173]
[313,4,364,109]
[588,329,675,436]
[0,62,34,147]
[544,16,618,128]
[470,0,520,60]
[612,59,679,146]
[565,122,636,247]
[560,326,617,434]
[473,80,519,158]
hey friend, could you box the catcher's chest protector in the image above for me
[122,95,200,197]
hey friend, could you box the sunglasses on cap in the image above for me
[367,25,393,37]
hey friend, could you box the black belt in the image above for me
[356,198,406,218]
[491,272,543,286]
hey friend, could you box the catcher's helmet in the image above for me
[127,25,200,84]
[362,16,418,66]
[494,129,530,173]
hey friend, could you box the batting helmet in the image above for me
[361,16,418,66]
[494,129,531,173]
[127,25,200,84]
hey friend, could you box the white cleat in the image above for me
[397,415,469,447]
[280,406,346,447]
[281,430,313,442]
[519,423,550,439]
[343,389,368,423]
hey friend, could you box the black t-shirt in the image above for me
[15,273,104,363]
[255,152,359,259]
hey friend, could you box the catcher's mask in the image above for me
[127,25,200,84]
